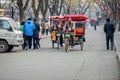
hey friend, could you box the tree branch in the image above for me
[23,0,29,10]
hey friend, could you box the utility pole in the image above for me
[11,0,14,19]
[0,0,1,9]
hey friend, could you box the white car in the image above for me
[0,17,23,53]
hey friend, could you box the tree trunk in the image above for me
[41,12,46,20]
[19,7,24,23]
[35,10,40,19]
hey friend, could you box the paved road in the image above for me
[0,25,119,80]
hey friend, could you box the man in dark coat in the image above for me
[33,18,40,49]
[104,18,115,50]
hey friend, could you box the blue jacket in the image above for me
[24,20,35,36]
[104,22,115,37]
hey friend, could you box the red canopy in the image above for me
[64,14,87,21]
[50,16,65,21]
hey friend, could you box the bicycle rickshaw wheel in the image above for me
[65,38,69,53]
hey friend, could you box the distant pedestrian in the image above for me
[104,18,115,50]
[45,20,50,36]
[24,18,35,50]
[38,26,42,48]
[94,20,97,30]
[41,19,45,35]
[33,18,40,49]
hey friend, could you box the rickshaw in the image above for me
[50,16,65,49]
[63,14,87,52]
[90,18,96,26]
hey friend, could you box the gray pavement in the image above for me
[0,25,119,80]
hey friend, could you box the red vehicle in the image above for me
[63,14,87,52]
[50,14,87,52]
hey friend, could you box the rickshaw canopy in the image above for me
[50,16,65,21]
[64,14,87,21]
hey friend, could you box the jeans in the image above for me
[22,34,27,49]
[33,38,39,49]
[106,36,114,49]
[42,28,45,35]
[46,29,49,35]
[25,36,32,49]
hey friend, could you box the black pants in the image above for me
[106,36,114,49]
[46,29,49,35]
[56,34,63,47]
[22,34,26,49]
[70,35,74,46]
[60,34,63,47]
[42,28,45,35]
[33,38,39,49]
[25,36,32,49]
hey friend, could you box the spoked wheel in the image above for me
[57,37,60,49]
[65,39,69,53]
[0,40,8,53]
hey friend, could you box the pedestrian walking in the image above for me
[24,18,35,50]
[41,19,45,35]
[94,20,97,30]
[104,18,115,50]
[33,18,40,49]
[45,20,50,36]
[38,26,42,48]
[19,21,26,49]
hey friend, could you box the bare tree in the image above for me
[64,0,94,14]
[31,0,42,18]
[64,0,72,14]
[17,0,29,23]
[40,0,49,20]
[49,0,64,15]
[80,0,94,14]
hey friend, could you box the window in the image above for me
[0,20,11,30]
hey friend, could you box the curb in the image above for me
[114,31,120,61]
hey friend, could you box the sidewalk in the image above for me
[41,33,50,38]
[114,31,120,61]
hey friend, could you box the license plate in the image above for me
[56,33,61,37]
[65,34,70,38]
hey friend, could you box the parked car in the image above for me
[0,10,23,52]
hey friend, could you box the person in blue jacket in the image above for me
[24,18,35,50]
[104,18,115,50]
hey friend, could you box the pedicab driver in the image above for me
[66,17,75,47]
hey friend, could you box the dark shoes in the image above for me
[107,47,113,50]
[111,48,113,50]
